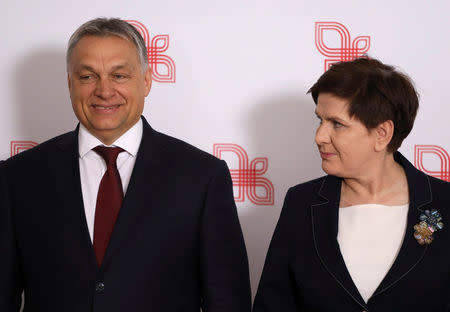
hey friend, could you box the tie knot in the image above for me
[93,146,125,166]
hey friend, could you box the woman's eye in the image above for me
[333,121,344,128]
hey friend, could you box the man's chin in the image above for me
[83,121,125,143]
[87,118,123,132]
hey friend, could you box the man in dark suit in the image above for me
[0,18,251,311]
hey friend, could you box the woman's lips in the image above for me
[320,152,336,159]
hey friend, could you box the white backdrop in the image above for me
[1,0,449,297]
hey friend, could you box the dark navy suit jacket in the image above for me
[0,117,251,312]
[253,152,450,311]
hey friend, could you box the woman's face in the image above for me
[315,93,378,178]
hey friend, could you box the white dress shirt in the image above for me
[337,203,409,303]
[78,119,143,242]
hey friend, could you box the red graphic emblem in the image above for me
[126,20,176,83]
[415,145,450,182]
[10,141,38,157]
[315,22,370,72]
[213,144,274,205]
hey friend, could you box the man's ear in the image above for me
[144,66,152,96]
[67,73,72,97]
[374,120,394,152]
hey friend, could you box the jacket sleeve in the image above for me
[253,188,301,312]
[0,161,23,311]
[200,160,252,312]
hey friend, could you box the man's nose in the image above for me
[94,78,115,99]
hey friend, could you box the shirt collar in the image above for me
[78,118,143,158]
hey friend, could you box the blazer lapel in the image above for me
[53,128,98,270]
[311,175,369,310]
[101,117,165,270]
[372,152,431,298]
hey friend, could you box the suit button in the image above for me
[95,282,105,293]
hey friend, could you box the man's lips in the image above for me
[92,104,122,109]
[91,104,122,113]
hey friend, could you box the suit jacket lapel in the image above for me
[101,117,164,270]
[311,175,369,310]
[372,152,431,298]
[53,127,98,270]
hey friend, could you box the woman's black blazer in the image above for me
[253,152,450,312]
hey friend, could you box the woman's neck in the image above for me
[340,153,409,207]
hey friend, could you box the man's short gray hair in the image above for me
[66,17,148,72]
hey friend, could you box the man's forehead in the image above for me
[75,34,133,48]
[71,35,139,61]
[74,62,135,72]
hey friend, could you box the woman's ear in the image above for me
[374,120,394,152]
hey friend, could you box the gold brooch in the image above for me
[414,209,444,245]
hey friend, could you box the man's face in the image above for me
[68,35,151,144]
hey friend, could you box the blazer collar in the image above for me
[311,176,368,309]
[311,151,431,308]
[53,116,164,271]
[99,116,165,270]
[372,152,431,299]
[53,126,99,271]
[314,152,432,209]
[394,151,432,209]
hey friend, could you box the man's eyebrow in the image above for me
[110,64,133,71]
[75,64,134,72]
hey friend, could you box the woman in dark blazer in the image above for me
[253,58,450,311]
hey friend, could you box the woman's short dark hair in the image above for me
[308,57,419,152]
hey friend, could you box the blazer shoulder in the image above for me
[427,174,450,204]
[153,130,222,169]
[427,174,450,189]
[4,131,75,168]
[278,176,329,220]
[288,175,328,200]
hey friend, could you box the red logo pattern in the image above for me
[414,145,450,182]
[10,141,38,157]
[213,144,274,205]
[315,22,370,72]
[126,20,176,83]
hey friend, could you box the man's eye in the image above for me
[114,74,127,79]
[79,75,92,80]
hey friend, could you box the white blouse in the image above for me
[337,203,409,303]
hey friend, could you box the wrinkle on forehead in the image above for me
[316,93,352,121]
[69,36,140,73]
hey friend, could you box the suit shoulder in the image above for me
[5,131,75,167]
[154,131,221,168]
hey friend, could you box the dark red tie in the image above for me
[93,146,125,266]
